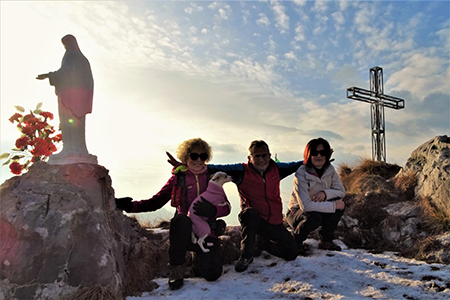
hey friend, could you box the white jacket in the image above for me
[288,164,345,214]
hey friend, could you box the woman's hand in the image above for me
[335,199,345,210]
[311,191,326,202]
[166,151,179,166]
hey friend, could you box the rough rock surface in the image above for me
[397,135,450,211]
[0,161,142,300]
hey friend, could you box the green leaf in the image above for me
[36,102,43,110]
[33,109,43,115]
[0,153,10,160]
[11,155,25,161]
[14,105,25,113]
[2,159,11,166]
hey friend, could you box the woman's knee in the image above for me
[238,207,259,224]
[170,214,192,229]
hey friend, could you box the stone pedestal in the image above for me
[0,161,138,300]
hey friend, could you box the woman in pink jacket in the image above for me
[115,138,230,290]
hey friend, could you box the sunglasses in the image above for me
[251,153,269,159]
[189,152,208,161]
[311,150,328,157]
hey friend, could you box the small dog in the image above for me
[188,172,232,252]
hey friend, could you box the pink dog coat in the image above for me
[188,181,230,239]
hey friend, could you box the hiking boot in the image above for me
[234,256,253,273]
[254,235,265,257]
[318,241,342,251]
[168,265,185,290]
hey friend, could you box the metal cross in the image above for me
[347,66,405,162]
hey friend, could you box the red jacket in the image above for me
[239,161,283,225]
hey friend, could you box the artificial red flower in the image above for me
[15,136,30,149]
[39,111,54,120]
[9,113,23,123]
[24,117,39,125]
[21,126,34,136]
[31,138,49,156]
[33,122,46,131]
[9,162,23,175]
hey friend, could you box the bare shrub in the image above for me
[381,215,403,231]
[415,236,443,262]
[64,285,121,300]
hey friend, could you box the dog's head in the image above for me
[209,171,232,187]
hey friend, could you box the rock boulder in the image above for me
[397,135,450,213]
[0,161,141,300]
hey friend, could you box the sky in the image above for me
[1,1,449,225]
[128,229,450,300]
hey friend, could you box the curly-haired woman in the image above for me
[115,138,229,290]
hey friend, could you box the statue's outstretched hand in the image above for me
[166,151,179,166]
[36,74,49,80]
[115,197,133,212]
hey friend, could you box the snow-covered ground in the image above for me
[127,239,450,300]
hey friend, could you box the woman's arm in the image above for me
[292,169,336,213]
[128,175,175,213]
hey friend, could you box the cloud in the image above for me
[208,1,232,21]
[312,0,328,13]
[294,23,306,41]
[257,13,271,27]
[293,0,307,7]
[387,53,449,99]
[270,1,289,34]
[331,11,344,31]
[184,3,204,14]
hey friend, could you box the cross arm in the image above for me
[347,86,405,110]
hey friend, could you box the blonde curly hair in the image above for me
[176,138,213,164]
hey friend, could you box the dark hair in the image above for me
[304,137,331,168]
[248,140,270,154]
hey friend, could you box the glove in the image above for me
[193,197,217,218]
[115,197,133,212]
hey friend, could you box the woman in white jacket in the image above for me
[287,138,345,255]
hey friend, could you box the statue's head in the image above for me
[61,34,80,51]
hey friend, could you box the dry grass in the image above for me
[393,171,417,199]
[417,196,450,234]
[64,285,121,300]
[414,236,444,262]
[121,217,170,297]
[338,159,400,196]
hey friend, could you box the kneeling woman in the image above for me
[115,138,229,290]
[287,137,346,255]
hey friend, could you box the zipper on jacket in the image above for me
[259,170,271,223]
[195,174,200,196]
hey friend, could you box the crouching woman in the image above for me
[286,137,346,255]
[115,138,229,290]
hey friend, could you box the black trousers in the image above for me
[286,209,344,245]
[169,214,222,281]
[238,207,298,261]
